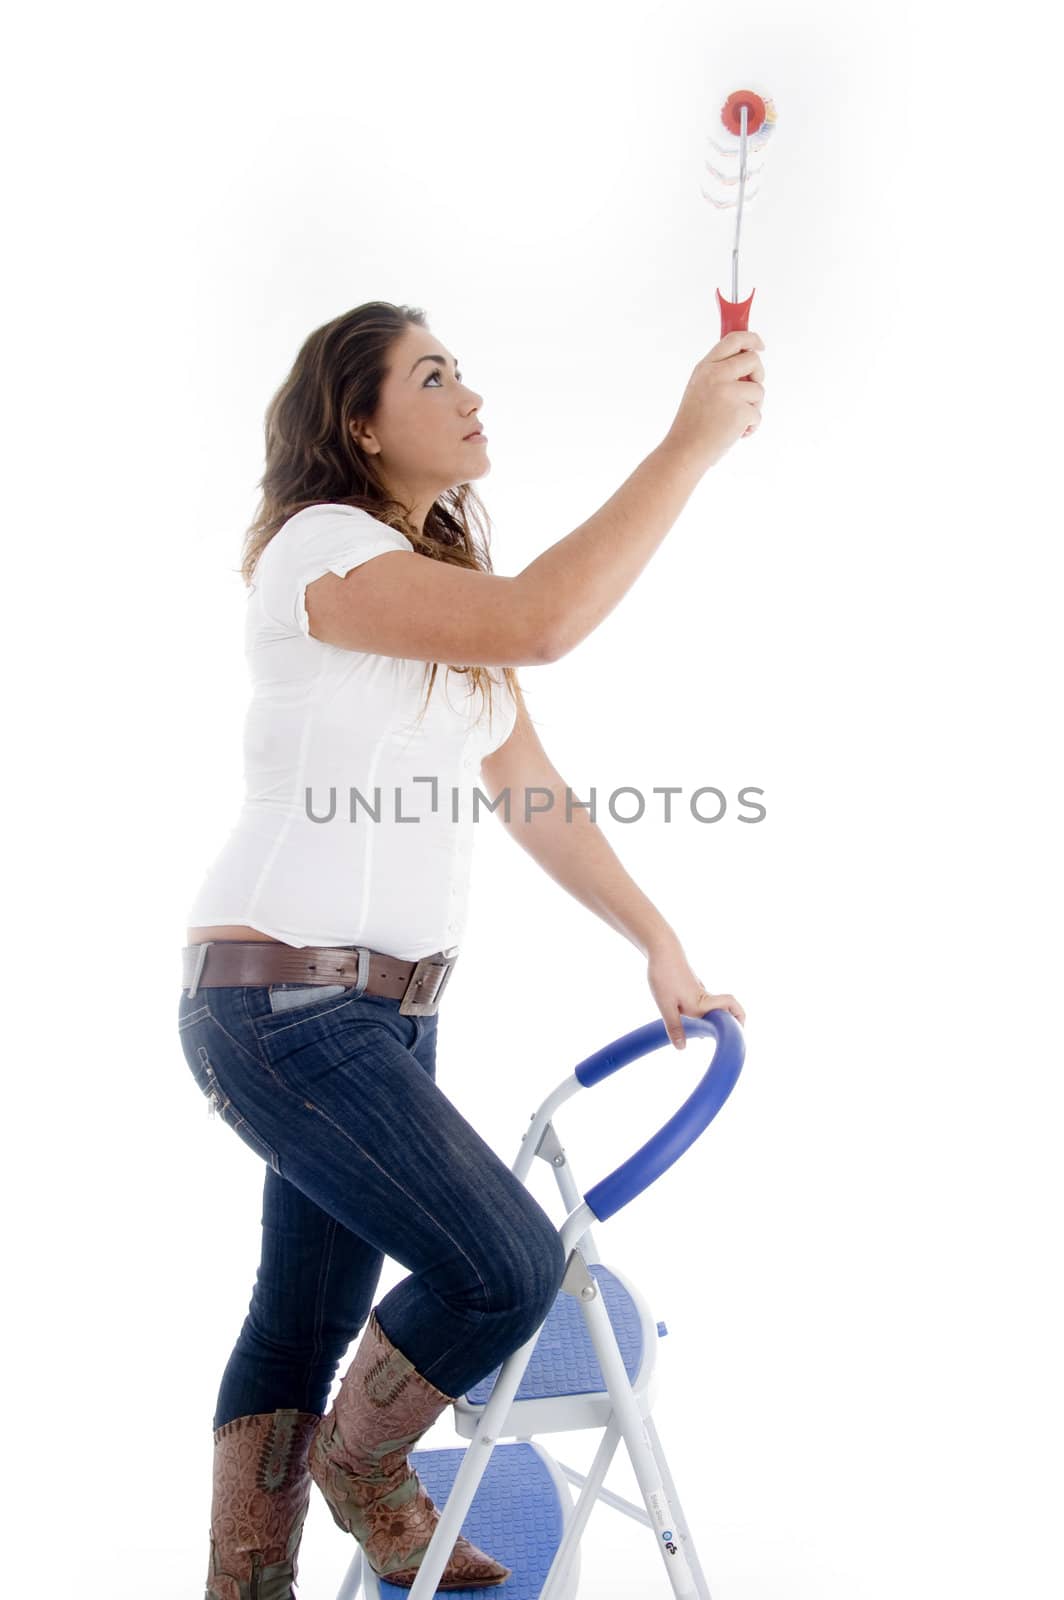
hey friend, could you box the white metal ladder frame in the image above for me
[336,1058,718,1600]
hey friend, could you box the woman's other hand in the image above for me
[646,938,746,1051]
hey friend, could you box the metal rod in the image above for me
[539,1419,624,1600]
[643,1413,715,1600]
[578,1281,700,1597]
[554,1454,653,1527]
[335,1544,364,1600]
[732,102,749,304]
[399,1206,599,1600]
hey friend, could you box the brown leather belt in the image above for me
[180,941,458,1016]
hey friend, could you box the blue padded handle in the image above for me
[576,1010,745,1222]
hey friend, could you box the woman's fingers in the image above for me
[693,990,746,1026]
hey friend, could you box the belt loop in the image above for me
[186,942,211,998]
[353,946,370,995]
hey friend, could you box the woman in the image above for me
[178,300,763,1596]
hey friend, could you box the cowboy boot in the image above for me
[308,1309,510,1589]
[205,1407,321,1600]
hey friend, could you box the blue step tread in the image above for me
[379,1442,565,1599]
[462,1263,643,1407]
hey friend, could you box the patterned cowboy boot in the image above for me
[308,1309,510,1589]
[205,1407,322,1600]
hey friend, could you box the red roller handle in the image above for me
[716,286,755,336]
[717,285,758,437]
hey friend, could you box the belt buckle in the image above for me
[398,948,458,1016]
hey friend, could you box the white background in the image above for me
[4,1,1061,1596]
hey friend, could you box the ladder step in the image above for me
[462,1264,644,1406]
[375,1441,574,1599]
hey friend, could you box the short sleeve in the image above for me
[252,504,414,638]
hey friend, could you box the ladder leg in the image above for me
[578,1282,699,1598]
[398,1321,543,1600]
[334,1543,365,1599]
[540,1415,623,1600]
[642,1413,714,1600]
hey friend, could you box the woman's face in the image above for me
[351,323,489,515]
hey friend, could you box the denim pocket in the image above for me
[177,1000,211,1032]
[267,982,349,1014]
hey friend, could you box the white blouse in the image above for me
[185,502,517,957]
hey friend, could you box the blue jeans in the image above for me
[176,973,567,1430]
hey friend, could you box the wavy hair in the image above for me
[239,300,525,733]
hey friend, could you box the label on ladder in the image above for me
[647,1486,695,1592]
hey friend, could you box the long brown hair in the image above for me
[239,300,526,732]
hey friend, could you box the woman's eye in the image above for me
[424,368,462,387]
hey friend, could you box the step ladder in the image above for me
[333,1008,745,1600]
